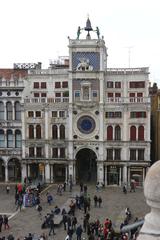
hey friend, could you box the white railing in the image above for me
[105,97,150,104]
[28,68,68,75]
[24,97,69,104]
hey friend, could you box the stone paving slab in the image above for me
[0,184,150,239]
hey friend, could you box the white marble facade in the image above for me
[0,21,151,185]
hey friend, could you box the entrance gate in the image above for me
[76,148,97,183]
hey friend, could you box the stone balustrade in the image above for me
[137,160,160,239]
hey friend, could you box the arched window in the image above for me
[0,129,5,147]
[130,126,136,141]
[15,130,22,148]
[115,125,121,140]
[29,125,34,139]
[36,125,41,139]
[107,126,113,140]
[7,130,13,148]
[15,101,21,120]
[52,125,58,139]
[0,102,4,120]
[138,125,144,140]
[60,125,65,139]
[6,102,12,120]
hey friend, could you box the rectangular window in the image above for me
[115,112,122,118]
[137,92,143,102]
[41,93,47,97]
[52,148,58,158]
[138,149,144,160]
[129,92,136,102]
[36,147,42,157]
[130,149,136,161]
[107,93,113,98]
[115,149,121,160]
[41,82,46,89]
[107,149,113,160]
[130,112,146,118]
[29,147,34,157]
[62,81,68,88]
[60,148,65,158]
[59,111,65,118]
[105,112,122,118]
[115,92,121,98]
[137,92,143,97]
[75,91,80,97]
[28,111,34,117]
[92,90,98,98]
[55,82,61,88]
[55,92,61,97]
[34,82,39,88]
[129,81,145,88]
[107,81,113,88]
[35,111,41,117]
[115,82,121,88]
[34,93,39,98]
[52,111,57,117]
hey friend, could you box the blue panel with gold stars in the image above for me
[72,52,100,71]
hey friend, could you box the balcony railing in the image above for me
[105,97,150,104]
[24,97,69,104]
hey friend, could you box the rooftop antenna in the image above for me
[125,46,134,68]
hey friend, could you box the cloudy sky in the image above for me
[0,0,159,85]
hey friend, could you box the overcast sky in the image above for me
[0,0,160,85]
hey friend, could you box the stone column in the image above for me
[65,165,68,183]
[5,164,8,182]
[97,162,104,184]
[45,163,50,183]
[12,102,15,120]
[27,164,30,177]
[137,160,160,240]
[105,166,108,186]
[21,164,27,182]
[68,162,73,183]
[123,165,127,184]
[119,167,122,186]
[4,102,7,121]
[50,165,54,183]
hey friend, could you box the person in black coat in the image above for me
[48,218,55,236]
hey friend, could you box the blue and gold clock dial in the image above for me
[77,116,95,134]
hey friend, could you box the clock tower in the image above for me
[67,18,108,183]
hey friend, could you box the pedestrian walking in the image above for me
[3,215,10,230]
[0,215,3,232]
[123,184,127,194]
[76,225,83,240]
[67,226,73,240]
[62,214,68,230]
[6,185,10,194]
[94,195,98,207]
[98,196,102,207]
[130,180,136,192]
[48,218,55,236]
[16,196,23,211]
[36,204,42,217]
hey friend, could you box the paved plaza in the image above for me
[0,184,150,239]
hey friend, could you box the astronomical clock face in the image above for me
[77,115,96,134]
[72,52,100,71]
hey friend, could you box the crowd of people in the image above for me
[0,180,142,240]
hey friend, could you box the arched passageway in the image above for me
[8,158,21,181]
[76,148,97,183]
